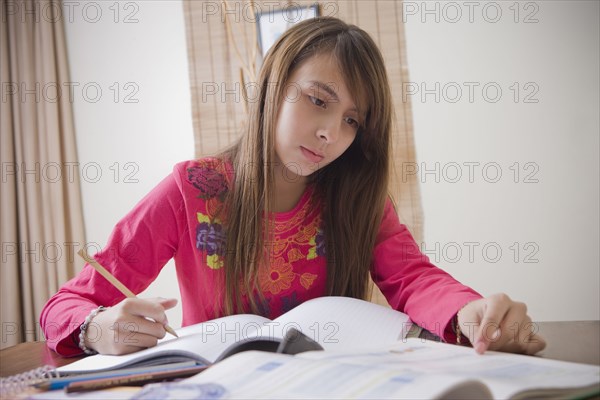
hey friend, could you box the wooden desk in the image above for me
[0,341,84,378]
[1,321,598,378]
[536,321,600,365]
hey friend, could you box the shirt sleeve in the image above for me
[39,171,186,356]
[371,199,482,342]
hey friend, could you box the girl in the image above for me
[40,17,545,357]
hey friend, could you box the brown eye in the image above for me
[309,96,326,108]
[345,117,359,129]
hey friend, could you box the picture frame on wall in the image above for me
[256,4,320,57]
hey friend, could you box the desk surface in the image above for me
[535,320,599,365]
[1,321,598,378]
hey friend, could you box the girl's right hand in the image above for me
[83,297,178,355]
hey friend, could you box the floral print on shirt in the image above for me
[187,164,228,201]
[188,158,231,270]
[188,158,326,299]
[196,212,225,269]
[258,203,324,295]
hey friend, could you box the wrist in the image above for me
[453,305,470,346]
[79,306,107,355]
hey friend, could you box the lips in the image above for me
[300,146,324,163]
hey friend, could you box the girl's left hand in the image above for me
[457,293,547,355]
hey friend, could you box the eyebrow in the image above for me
[308,80,359,113]
[309,80,338,101]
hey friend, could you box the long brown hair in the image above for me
[219,16,393,315]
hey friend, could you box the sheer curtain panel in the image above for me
[1,0,86,348]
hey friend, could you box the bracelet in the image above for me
[79,306,107,355]
[453,305,469,346]
[454,315,463,345]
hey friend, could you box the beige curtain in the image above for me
[1,0,86,349]
[183,0,423,305]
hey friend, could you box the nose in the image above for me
[317,120,340,144]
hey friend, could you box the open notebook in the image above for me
[56,297,412,374]
[3,297,410,396]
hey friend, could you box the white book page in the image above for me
[57,297,409,374]
[255,296,411,351]
[57,314,271,374]
[299,338,600,399]
[188,350,492,399]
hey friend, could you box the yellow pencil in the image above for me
[77,249,179,338]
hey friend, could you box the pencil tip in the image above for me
[166,325,179,338]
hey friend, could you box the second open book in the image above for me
[185,338,599,400]
[58,296,412,374]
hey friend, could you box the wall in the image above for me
[63,0,193,327]
[403,0,599,321]
[63,0,599,323]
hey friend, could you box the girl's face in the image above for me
[274,53,361,179]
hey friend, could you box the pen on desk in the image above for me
[34,361,199,391]
[65,365,209,393]
[77,249,179,338]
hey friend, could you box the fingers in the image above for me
[489,315,547,355]
[473,293,511,354]
[485,332,546,355]
[469,293,547,355]
[525,333,547,354]
[85,297,178,355]
[503,305,531,349]
[157,297,179,311]
[122,297,175,326]
[130,314,169,340]
[117,298,175,341]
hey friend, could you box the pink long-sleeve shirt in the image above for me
[40,158,481,356]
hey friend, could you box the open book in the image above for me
[183,338,600,400]
[57,296,411,374]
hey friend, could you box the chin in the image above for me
[278,155,326,178]
[302,161,326,176]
